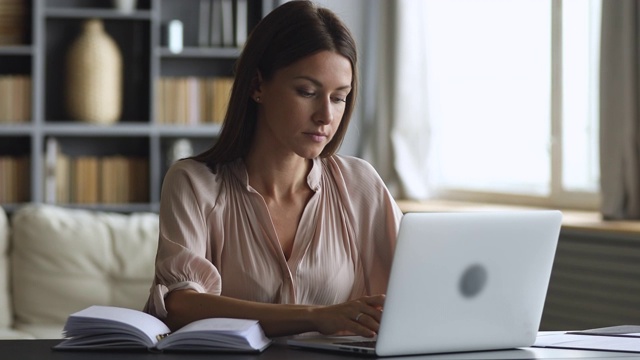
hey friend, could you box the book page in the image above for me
[63,306,171,348]
[176,318,257,333]
[157,318,271,351]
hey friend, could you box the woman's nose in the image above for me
[312,97,334,125]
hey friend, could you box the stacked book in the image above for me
[0,155,29,203]
[156,76,233,125]
[0,0,27,45]
[198,0,248,48]
[45,139,149,205]
[0,75,31,123]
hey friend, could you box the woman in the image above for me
[144,0,403,338]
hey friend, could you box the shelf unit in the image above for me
[0,0,275,213]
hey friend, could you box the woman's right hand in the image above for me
[309,294,386,337]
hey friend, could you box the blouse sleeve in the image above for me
[144,161,222,319]
[331,156,404,297]
[357,170,403,296]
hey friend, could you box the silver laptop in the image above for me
[288,210,562,357]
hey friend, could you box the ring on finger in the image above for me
[355,312,364,322]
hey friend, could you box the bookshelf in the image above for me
[0,0,276,213]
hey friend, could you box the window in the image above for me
[422,0,601,209]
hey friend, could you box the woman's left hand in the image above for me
[308,294,385,337]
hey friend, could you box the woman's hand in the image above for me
[309,295,385,337]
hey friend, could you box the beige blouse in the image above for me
[144,155,403,319]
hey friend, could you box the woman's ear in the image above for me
[251,71,264,103]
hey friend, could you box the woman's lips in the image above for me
[305,132,328,142]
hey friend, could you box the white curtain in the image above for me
[361,0,432,200]
[599,0,640,220]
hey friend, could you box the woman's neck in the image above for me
[243,151,312,200]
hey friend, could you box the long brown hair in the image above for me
[191,0,358,168]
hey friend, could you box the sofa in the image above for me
[0,204,159,339]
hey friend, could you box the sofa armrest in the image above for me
[10,204,159,338]
[0,206,11,331]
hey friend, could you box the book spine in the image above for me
[220,0,234,47]
[210,0,223,47]
[234,0,248,47]
[198,0,211,47]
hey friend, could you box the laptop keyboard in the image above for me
[337,340,377,349]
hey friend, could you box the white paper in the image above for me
[534,331,640,353]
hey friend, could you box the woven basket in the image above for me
[65,19,122,125]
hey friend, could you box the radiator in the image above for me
[540,229,640,331]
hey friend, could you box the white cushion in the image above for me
[12,323,63,339]
[0,206,11,330]
[0,327,35,340]
[10,204,159,336]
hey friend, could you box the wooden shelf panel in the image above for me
[157,47,241,59]
[0,46,34,56]
[44,8,153,20]
[155,124,222,137]
[42,123,153,136]
[0,124,34,135]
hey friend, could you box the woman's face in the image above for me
[253,51,352,160]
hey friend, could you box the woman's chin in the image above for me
[296,147,325,160]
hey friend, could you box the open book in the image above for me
[54,305,272,353]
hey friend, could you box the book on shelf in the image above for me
[187,76,199,125]
[15,155,29,203]
[0,75,31,123]
[157,76,234,125]
[0,0,27,45]
[201,0,250,48]
[128,157,149,203]
[0,155,29,204]
[212,77,233,123]
[97,156,148,204]
[234,0,248,47]
[74,156,99,204]
[220,0,234,47]
[54,305,272,353]
[56,153,70,204]
[0,156,14,203]
[43,140,148,205]
[198,0,211,47]
[210,0,223,47]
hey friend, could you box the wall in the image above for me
[540,229,640,330]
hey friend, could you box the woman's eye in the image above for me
[297,89,315,98]
[332,96,347,104]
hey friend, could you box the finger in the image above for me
[357,296,384,322]
[362,294,386,308]
[355,305,382,324]
[352,313,380,336]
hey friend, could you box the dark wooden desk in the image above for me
[2,339,639,360]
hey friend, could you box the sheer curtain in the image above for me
[599,0,640,220]
[361,0,432,200]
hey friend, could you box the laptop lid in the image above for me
[288,210,562,357]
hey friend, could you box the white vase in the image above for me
[65,19,122,125]
[113,0,137,14]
